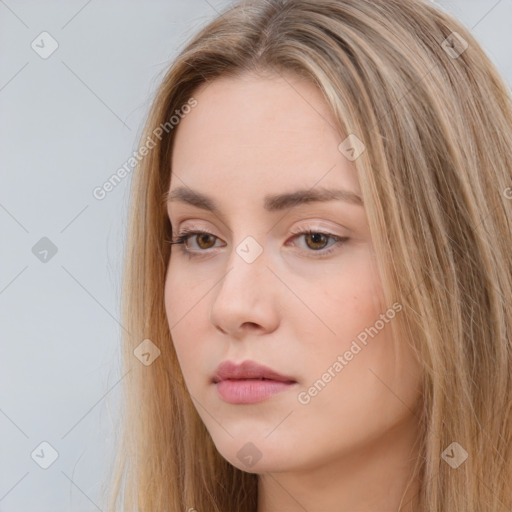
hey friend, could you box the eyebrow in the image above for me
[166,186,363,213]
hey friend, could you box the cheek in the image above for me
[294,249,401,396]
[314,250,385,338]
[303,262,420,430]
[164,267,181,332]
[164,259,206,326]
[164,267,207,375]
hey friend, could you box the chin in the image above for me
[212,436,299,474]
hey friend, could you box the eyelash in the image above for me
[166,227,349,259]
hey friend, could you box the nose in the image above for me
[209,240,280,338]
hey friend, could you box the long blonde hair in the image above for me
[105,0,512,510]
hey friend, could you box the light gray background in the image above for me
[1,1,510,511]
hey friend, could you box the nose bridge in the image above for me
[209,232,279,333]
[220,233,269,298]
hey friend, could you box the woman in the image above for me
[106,0,512,510]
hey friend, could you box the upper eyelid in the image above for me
[167,207,357,233]
[172,226,342,237]
[169,216,348,233]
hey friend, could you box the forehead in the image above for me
[170,72,361,199]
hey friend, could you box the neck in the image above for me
[256,413,423,512]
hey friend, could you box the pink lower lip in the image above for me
[215,379,296,404]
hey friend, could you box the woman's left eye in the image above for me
[168,228,349,258]
[289,229,348,255]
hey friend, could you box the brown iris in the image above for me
[195,233,216,250]
[304,232,329,250]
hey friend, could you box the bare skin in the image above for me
[164,70,423,512]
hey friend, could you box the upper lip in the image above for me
[212,360,296,384]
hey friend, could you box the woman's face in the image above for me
[164,71,422,473]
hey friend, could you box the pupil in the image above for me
[198,234,213,248]
[308,233,327,249]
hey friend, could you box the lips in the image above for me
[212,360,296,384]
[212,360,297,404]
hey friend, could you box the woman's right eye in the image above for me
[170,229,222,253]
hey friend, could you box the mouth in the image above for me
[212,360,297,404]
[214,378,297,404]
